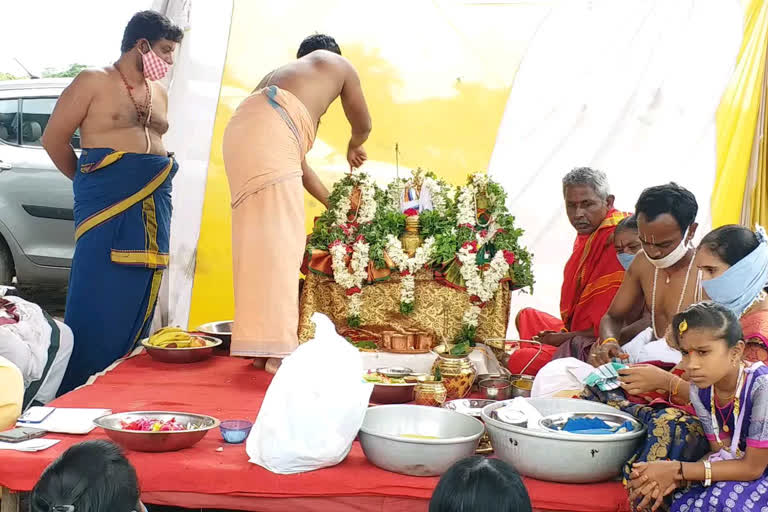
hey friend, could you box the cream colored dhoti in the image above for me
[223,86,315,358]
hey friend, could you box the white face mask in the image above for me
[644,227,690,269]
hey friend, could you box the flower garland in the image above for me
[457,185,476,227]
[457,172,491,227]
[456,241,514,330]
[331,169,377,227]
[330,236,370,326]
[475,222,500,247]
[385,234,436,314]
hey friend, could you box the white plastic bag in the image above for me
[246,313,373,474]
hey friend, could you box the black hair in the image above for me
[297,34,342,58]
[31,441,140,512]
[429,456,532,512]
[700,224,760,266]
[669,301,743,350]
[615,215,638,233]
[635,182,698,233]
[121,10,184,53]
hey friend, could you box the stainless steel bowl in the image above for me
[196,321,233,350]
[481,398,645,483]
[473,372,511,392]
[370,382,416,404]
[94,411,220,452]
[443,399,496,418]
[141,336,222,363]
[376,367,413,378]
[510,374,534,398]
[479,378,512,400]
[359,405,484,476]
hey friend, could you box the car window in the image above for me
[21,98,56,147]
[0,99,18,145]
[20,97,80,149]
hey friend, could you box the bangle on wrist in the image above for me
[703,460,712,487]
[601,337,618,346]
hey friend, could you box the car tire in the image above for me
[0,236,14,285]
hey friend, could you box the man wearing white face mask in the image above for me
[592,183,699,366]
[42,11,184,394]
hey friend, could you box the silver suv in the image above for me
[0,79,76,286]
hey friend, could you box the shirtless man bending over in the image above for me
[591,183,699,369]
[222,34,372,373]
[43,11,184,394]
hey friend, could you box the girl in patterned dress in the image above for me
[628,302,768,512]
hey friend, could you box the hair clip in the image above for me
[678,319,688,336]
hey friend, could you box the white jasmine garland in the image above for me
[471,172,488,189]
[457,172,492,227]
[330,238,370,321]
[331,170,377,227]
[457,185,476,227]
[357,173,377,224]
[332,184,353,227]
[385,235,436,312]
[457,245,509,332]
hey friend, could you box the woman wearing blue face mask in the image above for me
[614,215,643,270]
[698,224,768,363]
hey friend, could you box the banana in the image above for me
[148,327,194,348]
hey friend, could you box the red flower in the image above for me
[400,270,411,277]
[355,234,366,244]
[346,286,362,296]
[329,240,343,248]
[404,208,419,217]
[479,230,488,238]
[345,245,353,254]
[462,240,479,253]
[503,250,516,266]
[496,228,506,234]
[459,223,475,230]
[469,295,483,305]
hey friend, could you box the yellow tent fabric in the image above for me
[712,0,768,227]
[748,61,767,228]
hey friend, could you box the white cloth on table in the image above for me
[532,357,594,398]
[621,327,681,365]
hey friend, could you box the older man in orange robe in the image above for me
[510,167,628,375]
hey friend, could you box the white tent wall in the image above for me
[150,0,233,330]
[487,0,744,337]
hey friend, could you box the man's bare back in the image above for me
[255,50,368,134]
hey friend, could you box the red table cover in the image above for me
[0,353,630,512]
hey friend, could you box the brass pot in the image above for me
[434,356,476,400]
[399,215,423,257]
[414,378,448,407]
